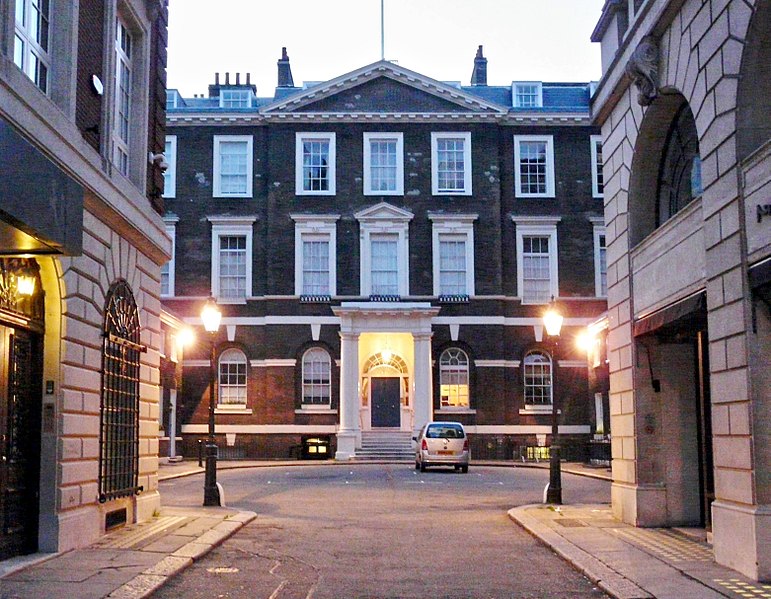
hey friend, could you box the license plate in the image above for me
[437,450,454,455]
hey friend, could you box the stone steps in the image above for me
[355,431,415,462]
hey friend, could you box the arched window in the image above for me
[218,348,247,406]
[302,347,331,406]
[657,103,701,226]
[523,351,552,406]
[100,280,141,502]
[439,348,469,408]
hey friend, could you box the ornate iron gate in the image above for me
[99,280,144,503]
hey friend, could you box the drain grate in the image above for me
[714,579,771,598]
[612,527,713,562]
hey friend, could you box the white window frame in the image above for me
[523,350,553,411]
[591,218,607,297]
[163,135,177,198]
[591,135,604,199]
[439,348,470,409]
[166,90,179,109]
[218,348,248,409]
[213,135,253,198]
[514,135,555,198]
[431,132,472,196]
[363,132,404,196]
[356,205,413,297]
[295,132,336,196]
[512,216,561,305]
[208,216,256,303]
[14,0,50,92]
[161,215,178,297]
[219,89,253,108]
[512,82,543,108]
[113,16,133,177]
[301,347,332,408]
[291,214,340,297]
[428,213,477,297]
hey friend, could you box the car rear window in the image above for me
[426,424,465,439]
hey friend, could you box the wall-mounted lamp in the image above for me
[148,151,169,172]
[16,274,36,296]
[176,327,195,349]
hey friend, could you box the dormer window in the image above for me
[166,90,180,109]
[513,82,543,108]
[220,89,252,108]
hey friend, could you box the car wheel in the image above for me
[454,465,461,471]
[461,465,468,473]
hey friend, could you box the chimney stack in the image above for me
[277,47,295,88]
[470,45,487,86]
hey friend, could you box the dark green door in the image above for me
[0,327,42,560]
[372,377,400,428]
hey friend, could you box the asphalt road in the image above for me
[154,464,611,598]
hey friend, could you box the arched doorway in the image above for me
[361,351,409,429]
[0,258,44,560]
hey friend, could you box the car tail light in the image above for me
[422,439,428,451]
[463,439,469,451]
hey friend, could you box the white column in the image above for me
[412,332,433,434]
[336,331,360,460]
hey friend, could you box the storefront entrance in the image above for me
[371,377,401,427]
[0,326,43,560]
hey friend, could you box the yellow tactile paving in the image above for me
[611,527,713,562]
[715,579,771,598]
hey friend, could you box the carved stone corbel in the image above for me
[625,36,659,106]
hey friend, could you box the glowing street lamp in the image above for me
[201,296,222,506]
[543,298,563,505]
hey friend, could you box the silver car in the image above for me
[414,421,470,473]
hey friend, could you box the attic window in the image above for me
[166,90,179,109]
[220,89,252,108]
[513,82,543,108]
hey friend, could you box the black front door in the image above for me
[0,326,42,560]
[371,377,401,428]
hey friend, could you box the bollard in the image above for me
[198,439,203,467]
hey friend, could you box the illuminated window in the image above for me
[302,348,331,406]
[218,348,247,406]
[439,348,470,408]
[524,351,552,406]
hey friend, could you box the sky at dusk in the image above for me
[167,0,606,98]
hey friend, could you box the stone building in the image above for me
[163,49,608,463]
[0,0,169,559]
[591,0,770,580]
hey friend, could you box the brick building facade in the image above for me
[591,0,770,581]
[0,0,169,559]
[163,49,608,464]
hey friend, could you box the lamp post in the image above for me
[201,296,222,506]
[543,298,564,504]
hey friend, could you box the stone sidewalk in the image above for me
[510,503,771,599]
[0,505,256,599]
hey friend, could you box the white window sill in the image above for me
[436,408,476,415]
[295,408,337,414]
[519,407,561,415]
[215,407,252,415]
[216,297,247,305]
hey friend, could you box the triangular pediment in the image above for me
[261,61,505,115]
[354,202,414,223]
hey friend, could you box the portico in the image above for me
[333,302,439,460]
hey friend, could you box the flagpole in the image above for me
[380,0,385,60]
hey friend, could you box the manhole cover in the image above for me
[555,519,587,527]
[207,566,240,574]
